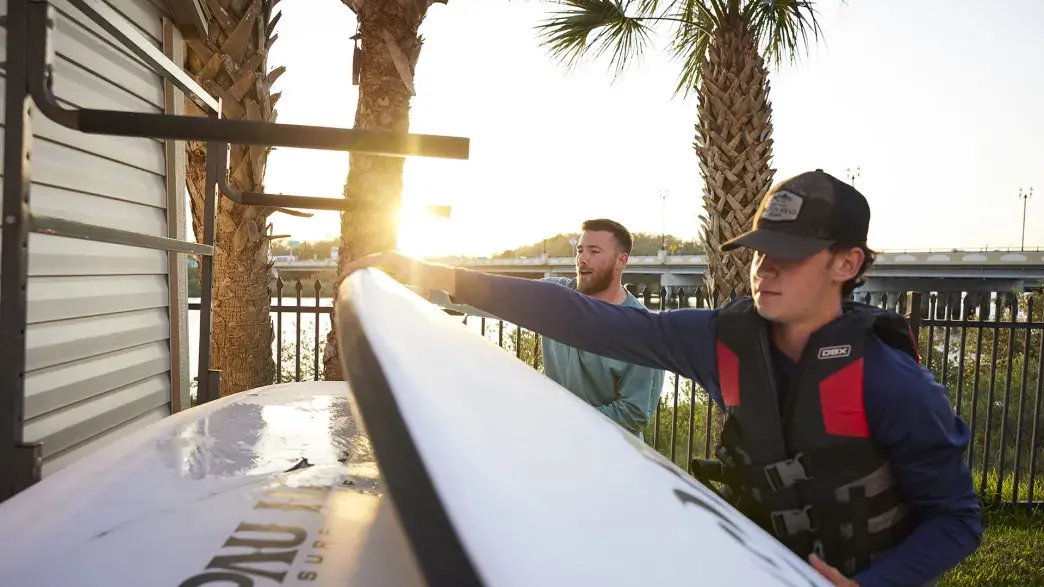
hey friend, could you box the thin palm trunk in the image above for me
[323,2,428,380]
[185,0,283,394]
[695,28,775,302]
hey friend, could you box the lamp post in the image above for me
[660,189,668,250]
[845,166,861,187]
[1019,187,1033,251]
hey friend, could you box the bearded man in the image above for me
[432,218,666,436]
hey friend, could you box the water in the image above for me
[188,297,334,381]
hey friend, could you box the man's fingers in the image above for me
[808,554,852,586]
[809,554,836,578]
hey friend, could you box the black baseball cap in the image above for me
[720,169,870,260]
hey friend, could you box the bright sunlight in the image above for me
[396,204,456,259]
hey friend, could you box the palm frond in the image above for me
[666,0,722,95]
[536,0,828,97]
[746,0,825,69]
[535,0,657,79]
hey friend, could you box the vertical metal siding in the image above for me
[0,0,175,474]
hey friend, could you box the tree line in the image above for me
[267,232,704,261]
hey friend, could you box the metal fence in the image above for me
[213,279,1044,506]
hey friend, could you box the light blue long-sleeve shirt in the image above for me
[427,277,665,435]
[538,278,665,435]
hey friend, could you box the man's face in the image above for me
[576,230,625,294]
[750,246,863,323]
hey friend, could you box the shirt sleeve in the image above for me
[452,269,719,387]
[424,276,569,320]
[853,341,984,587]
[594,364,661,434]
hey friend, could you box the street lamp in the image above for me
[1019,187,1033,251]
[845,166,861,187]
[660,190,668,250]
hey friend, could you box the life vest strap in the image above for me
[770,504,817,536]
[740,442,884,492]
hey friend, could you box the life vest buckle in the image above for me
[769,505,817,537]
[763,453,811,491]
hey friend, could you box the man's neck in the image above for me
[770,300,844,361]
[588,280,628,305]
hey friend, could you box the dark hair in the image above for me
[830,242,876,298]
[581,218,633,254]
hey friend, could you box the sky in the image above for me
[251,0,1044,258]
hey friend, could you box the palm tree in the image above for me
[322,0,444,380]
[537,0,824,300]
[184,0,286,394]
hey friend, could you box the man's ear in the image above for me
[616,252,629,271]
[834,247,865,283]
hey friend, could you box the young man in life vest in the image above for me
[338,169,983,587]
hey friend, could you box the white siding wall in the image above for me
[0,0,175,475]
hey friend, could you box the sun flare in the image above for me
[396,204,455,259]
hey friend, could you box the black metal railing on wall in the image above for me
[191,280,1044,506]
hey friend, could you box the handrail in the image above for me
[29,215,215,256]
[28,2,470,159]
[217,173,369,212]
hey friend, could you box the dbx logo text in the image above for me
[817,345,852,360]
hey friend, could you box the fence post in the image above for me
[906,292,923,343]
[206,369,221,403]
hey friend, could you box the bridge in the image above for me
[272,248,1044,292]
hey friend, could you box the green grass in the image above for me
[939,505,1044,587]
[972,469,1044,506]
[933,470,1044,586]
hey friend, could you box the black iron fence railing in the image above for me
[211,280,1043,507]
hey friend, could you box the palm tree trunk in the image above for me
[184,0,282,394]
[323,2,428,381]
[695,27,775,303]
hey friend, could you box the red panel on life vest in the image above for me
[818,358,870,437]
[717,340,740,406]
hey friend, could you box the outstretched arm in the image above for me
[339,254,719,391]
[424,277,571,321]
[452,269,711,383]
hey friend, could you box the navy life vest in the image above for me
[711,297,920,577]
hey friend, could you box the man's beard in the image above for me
[577,267,613,295]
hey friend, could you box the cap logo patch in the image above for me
[761,190,803,222]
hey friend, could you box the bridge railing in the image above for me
[190,280,1044,507]
[271,249,1044,271]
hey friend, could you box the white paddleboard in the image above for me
[0,382,427,587]
[0,267,832,587]
[334,269,831,587]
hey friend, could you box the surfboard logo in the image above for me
[178,481,352,587]
[817,345,852,360]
